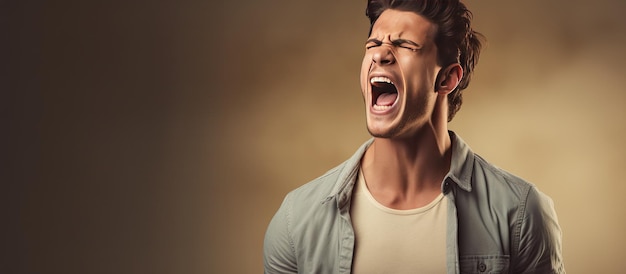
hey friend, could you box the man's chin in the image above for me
[366,126,398,139]
[366,118,416,139]
[366,113,402,138]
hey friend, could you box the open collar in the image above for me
[324,131,475,207]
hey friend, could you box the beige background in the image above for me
[4,0,626,273]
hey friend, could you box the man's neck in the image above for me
[361,128,452,210]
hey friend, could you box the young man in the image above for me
[264,0,564,273]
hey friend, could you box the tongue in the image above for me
[376,93,398,106]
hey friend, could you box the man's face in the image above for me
[360,9,442,139]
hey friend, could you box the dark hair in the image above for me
[366,0,484,121]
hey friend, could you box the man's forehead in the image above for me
[370,9,437,40]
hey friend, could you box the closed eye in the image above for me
[398,45,417,51]
[392,39,420,52]
[365,38,421,51]
[365,38,382,50]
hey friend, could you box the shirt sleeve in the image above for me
[514,187,565,273]
[264,194,298,274]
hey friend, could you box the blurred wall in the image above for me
[4,0,626,273]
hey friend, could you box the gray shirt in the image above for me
[264,132,565,273]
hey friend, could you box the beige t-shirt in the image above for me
[350,169,447,274]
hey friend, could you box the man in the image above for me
[264,0,565,273]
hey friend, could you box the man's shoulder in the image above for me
[458,151,559,232]
[286,159,351,203]
[470,153,540,202]
[285,139,371,204]
[449,131,537,197]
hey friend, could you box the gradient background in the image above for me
[4,0,626,273]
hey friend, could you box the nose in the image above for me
[371,45,395,65]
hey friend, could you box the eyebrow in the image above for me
[365,38,382,45]
[365,38,422,48]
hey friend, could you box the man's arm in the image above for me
[514,188,565,273]
[263,195,297,274]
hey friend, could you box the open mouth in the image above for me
[370,76,398,111]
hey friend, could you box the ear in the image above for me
[435,63,463,95]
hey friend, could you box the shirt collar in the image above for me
[324,139,373,207]
[445,131,474,192]
[325,131,475,206]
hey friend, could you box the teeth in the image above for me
[370,76,393,85]
[373,104,392,111]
